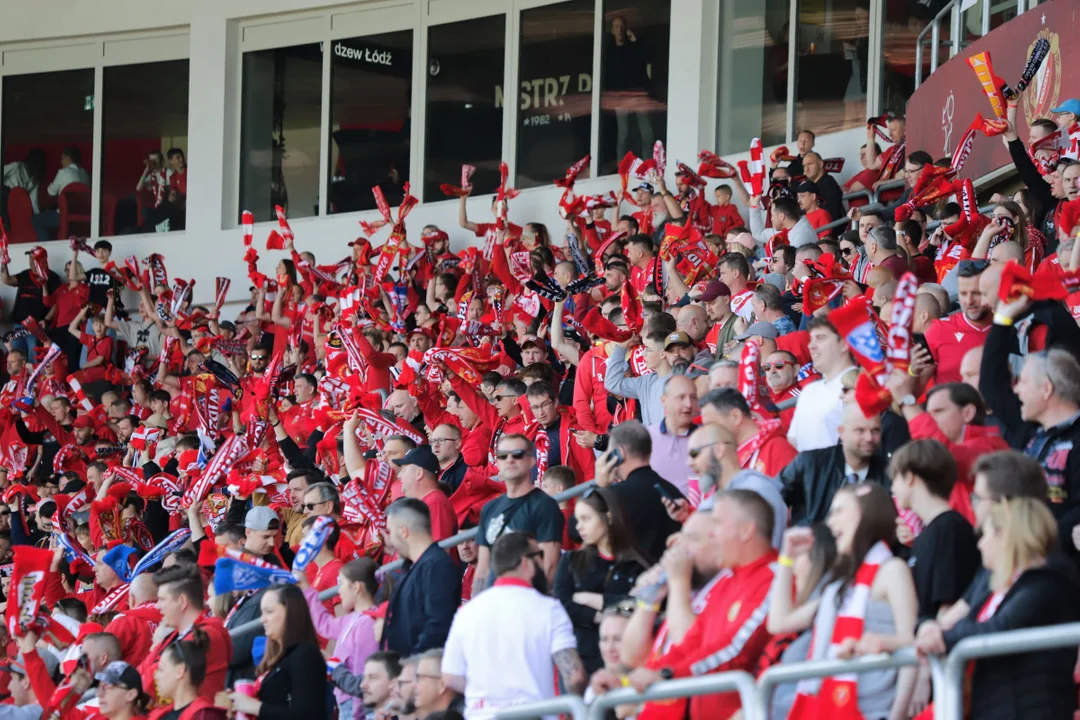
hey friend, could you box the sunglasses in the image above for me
[494,395,517,402]
[840,247,855,256]
[495,449,529,461]
[688,442,717,459]
[303,501,326,511]
[761,362,792,371]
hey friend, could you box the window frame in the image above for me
[0,30,191,240]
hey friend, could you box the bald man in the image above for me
[648,375,700,494]
[104,572,161,665]
[989,240,1024,266]
[959,346,982,388]
[916,283,949,315]
[780,402,888,525]
[386,389,425,435]
[913,292,943,334]
[685,424,787,547]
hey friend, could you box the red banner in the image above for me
[906,0,1074,181]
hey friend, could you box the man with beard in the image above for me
[442,532,586,714]
[696,281,737,356]
[412,649,464,718]
[682,424,786,547]
[602,257,630,295]
[780,402,889,525]
[700,389,797,481]
[359,652,401,720]
[381,499,460,656]
[925,260,992,384]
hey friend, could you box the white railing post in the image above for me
[496,695,588,720]
[949,2,962,58]
[980,0,992,36]
[929,19,940,73]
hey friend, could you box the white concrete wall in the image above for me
[0,0,868,319]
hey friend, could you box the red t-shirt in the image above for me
[79,334,115,383]
[710,204,745,236]
[805,207,833,238]
[47,284,90,328]
[630,259,656,295]
[422,488,459,543]
[924,313,991,384]
[306,558,344,616]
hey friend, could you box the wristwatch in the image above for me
[658,668,674,681]
[899,394,917,407]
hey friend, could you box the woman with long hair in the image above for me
[838,231,871,283]
[150,630,227,720]
[916,497,1080,719]
[767,483,917,719]
[971,200,1044,272]
[297,557,380,720]
[553,487,651,673]
[227,584,328,719]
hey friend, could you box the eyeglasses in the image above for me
[529,400,554,414]
[688,442,717,459]
[415,673,442,681]
[761,362,792,371]
[495,449,529,461]
[429,437,457,446]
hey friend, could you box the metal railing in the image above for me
[490,622,1080,720]
[227,479,600,639]
[584,670,759,720]
[756,646,920,717]
[915,0,1029,87]
[937,621,1080,720]
[495,695,589,720]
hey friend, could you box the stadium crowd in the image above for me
[0,80,1077,720]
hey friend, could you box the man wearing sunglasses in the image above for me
[446,370,527,475]
[701,388,796,484]
[472,434,564,598]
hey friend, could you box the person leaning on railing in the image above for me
[915,496,1080,720]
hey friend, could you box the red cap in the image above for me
[72,415,95,430]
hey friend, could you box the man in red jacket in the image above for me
[524,382,595,484]
[448,373,527,472]
[601,490,777,719]
[104,573,162,666]
[701,388,797,478]
[139,564,233,709]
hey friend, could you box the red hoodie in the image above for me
[138,614,233,709]
[105,601,163,666]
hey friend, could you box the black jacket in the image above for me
[609,466,683,561]
[779,443,888,526]
[553,552,646,674]
[381,542,461,655]
[256,642,330,720]
[224,588,268,684]
[1008,137,1060,242]
[943,564,1080,720]
[979,319,1080,562]
[815,173,846,234]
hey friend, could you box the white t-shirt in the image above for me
[113,317,164,360]
[786,366,856,452]
[442,580,576,719]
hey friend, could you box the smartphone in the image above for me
[912,332,931,356]
[654,481,681,504]
[608,446,624,468]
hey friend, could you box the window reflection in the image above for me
[425,16,505,200]
[1,69,94,243]
[517,0,594,189]
[794,0,868,137]
[716,0,789,154]
[240,43,322,222]
[329,31,413,214]
[598,1,670,176]
[101,60,190,235]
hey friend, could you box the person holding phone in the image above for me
[553,487,651,673]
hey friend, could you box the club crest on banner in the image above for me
[1022,30,1061,125]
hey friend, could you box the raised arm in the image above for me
[458,195,479,234]
[68,306,89,339]
[865,125,883,170]
[1,264,16,288]
[342,412,365,480]
[549,300,581,366]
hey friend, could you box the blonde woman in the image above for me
[916,497,1079,719]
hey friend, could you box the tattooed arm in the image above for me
[553,648,587,695]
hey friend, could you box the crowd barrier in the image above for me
[493,623,1080,720]
[817,179,906,235]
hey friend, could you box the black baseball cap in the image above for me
[392,445,441,475]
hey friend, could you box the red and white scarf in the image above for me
[790,541,893,719]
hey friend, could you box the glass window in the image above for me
[516,0,594,190]
[101,60,190,236]
[329,31,413,214]
[598,1,670,176]
[1,69,95,243]
[425,15,505,200]
[794,0,868,137]
[716,0,789,155]
[239,43,322,222]
[881,0,923,117]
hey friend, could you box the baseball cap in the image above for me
[392,445,441,476]
[635,181,655,193]
[1,650,60,680]
[664,331,693,350]
[1051,99,1080,116]
[794,180,819,195]
[244,506,280,532]
[699,280,732,303]
[735,321,780,341]
[95,661,145,694]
